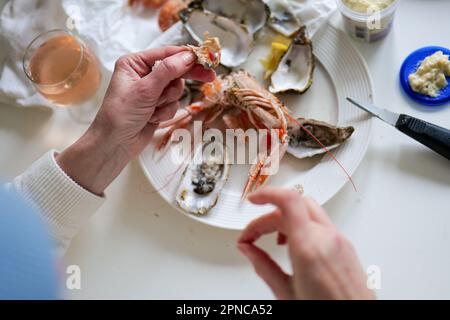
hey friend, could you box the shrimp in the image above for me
[157,70,289,199]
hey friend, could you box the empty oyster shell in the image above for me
[265,0,303,37]
[188,33,221,69]
[180,6,253,67]
[269,27,315,94]
[287,118,354,159]
[175,142,231,216]
[200,0,269,35]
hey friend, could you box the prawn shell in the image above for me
[187,35,221,69]
[179,4,254,67]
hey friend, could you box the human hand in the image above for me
[57,46,215,195]
[94,46,215,159]
[238,187,374,300]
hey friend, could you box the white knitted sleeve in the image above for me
[4,150,105,256]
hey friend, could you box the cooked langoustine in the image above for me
[158,70,289,199]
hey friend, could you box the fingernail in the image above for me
[181,51,196,64]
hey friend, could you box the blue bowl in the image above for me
[399,46,450,107]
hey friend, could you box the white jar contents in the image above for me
[408,51,450,97]
[342,0,395,14]
[338,0,399,42]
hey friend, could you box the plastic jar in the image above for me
[337,0,399,42]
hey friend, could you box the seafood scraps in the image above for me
[187,34,221,69]
[129,0,166,8]
[269,27,315,94]
[196,0,269,35]
[287,118,354,159]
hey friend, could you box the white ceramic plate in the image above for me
[139,23,374,230]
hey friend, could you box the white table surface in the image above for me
[0,0,449,299]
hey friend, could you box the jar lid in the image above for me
[399,46,450,107]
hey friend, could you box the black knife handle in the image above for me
[395,114,450,160]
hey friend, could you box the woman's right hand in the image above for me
[238,187,375,300]
[57,46,214,196]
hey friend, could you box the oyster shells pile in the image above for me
[179,0,315,93]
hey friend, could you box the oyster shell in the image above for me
[188,33,221,69]
[175,142,231,216]
[269,27,315,94]
[265,0,303,37]
[287,118,354,159]
[201,0,269,35]
[180,6,253,67]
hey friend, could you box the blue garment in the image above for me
[0,187,58,299]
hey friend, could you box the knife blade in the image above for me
[346,97,399,126]
[346,97,450,160]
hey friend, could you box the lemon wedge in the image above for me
[261,36,291,80]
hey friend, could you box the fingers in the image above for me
[118,46,187,77]
[238,210,283,244]
[304,197,334,227]
[119,46,215,82]
[143,50,197,96]
[139,46,186,65]
[248,187,310,231]
[183,64,216,82]
[238,243,293,300]
[149,101,180,124]
[156,78,185,106]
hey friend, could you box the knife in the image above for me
[346,97,450,160]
